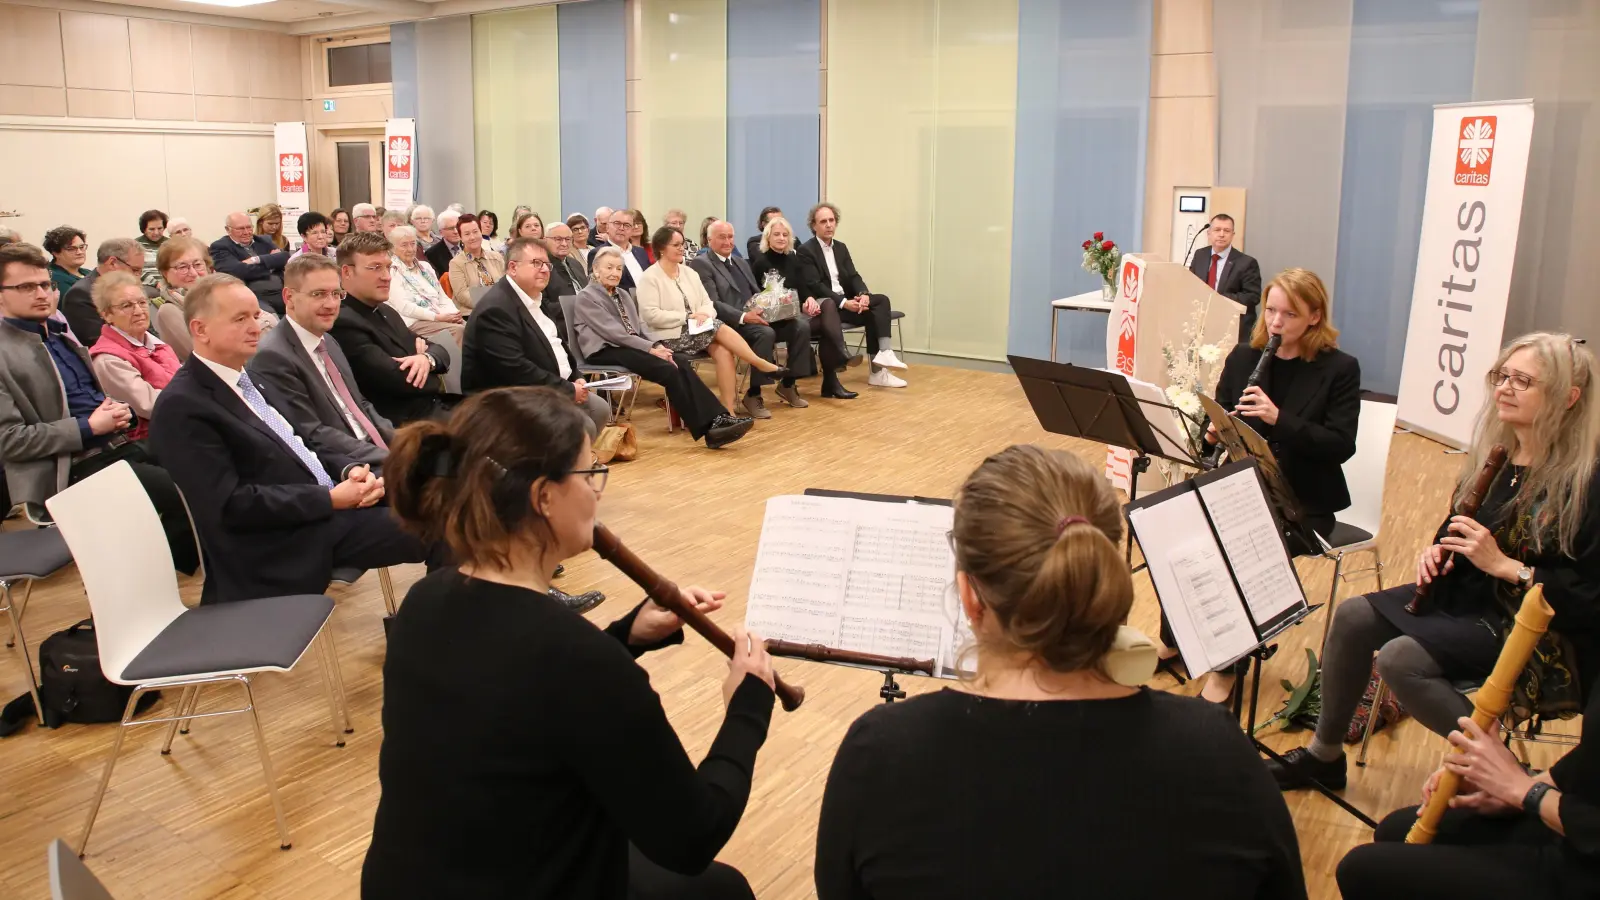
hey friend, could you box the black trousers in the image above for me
[807,299,851,378]
[738,316,814,392]
[70,442,200,576]
[627,844,754,900]
[1335,805,1568,900]
[589,345,726,440]
[834,293,893,351]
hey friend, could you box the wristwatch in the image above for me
[1522,781,1554,816]
[1515,565,1534,589]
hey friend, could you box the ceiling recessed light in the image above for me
[180,0,276,8]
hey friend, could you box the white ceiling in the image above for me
[27,0,568,33]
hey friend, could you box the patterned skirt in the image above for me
[659,319,719,355]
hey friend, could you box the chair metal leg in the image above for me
[1372,548,1385,590]
[177,682,202,735]
[1320,552,1346,656]
[2,581,43,725]
[4,578,32,648]
[78,688,146,856]
[160,685,198,754]
[1357,677,1386,768]
[319,627,352,734]
[895,316,905,356]
[376,567,398,617]
[312,634,346,748]
[239,677,292,850]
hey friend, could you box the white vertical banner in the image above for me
[273,122,309,243]
[1395,100,1535,448]
[384,118,417,211]
[1104,255,1147,493]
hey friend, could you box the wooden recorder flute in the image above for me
[590,523,806,712]
[1406,444,1509,615]
[764,640,937,676]
[1406,583,1552,843]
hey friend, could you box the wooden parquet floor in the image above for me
[0,362,1579,899]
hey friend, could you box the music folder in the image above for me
[1125,459,1310,675]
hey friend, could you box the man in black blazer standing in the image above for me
[248,254,392,468]
[1188,213,1264,343]
[798,202,909,389]
[461,237,611,431]
[147,273,433,605]
[329,232,456,426]
[689,220,811,417]
[210,212,291,315]
[586,212,650,291]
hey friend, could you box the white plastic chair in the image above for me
[1316,397,1397,651]
[49,838,116,900]
[46,462,349,856]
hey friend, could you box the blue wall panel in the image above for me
[726,0,820,247]
[558,0,629,224]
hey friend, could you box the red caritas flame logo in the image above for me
[387,136,412,179]
[1453,116,1494,186]
[1114,260,1142,375]
[278,153,305,193]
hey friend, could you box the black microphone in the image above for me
[1184,222,1211,267]
[1205,333,1281,468]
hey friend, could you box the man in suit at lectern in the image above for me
[1189,213,1262,343]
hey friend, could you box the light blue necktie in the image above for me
[237,372,336,489]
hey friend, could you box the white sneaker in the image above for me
[868,368,907,388]
[872,349,907,370]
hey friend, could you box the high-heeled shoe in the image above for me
[760,365,791,380]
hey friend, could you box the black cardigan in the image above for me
[362,570,775,899]
[1214,342,1361,518]
[748,248,814,299]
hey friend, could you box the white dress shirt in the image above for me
[286,317,368,441]
[819,239,844,295]
[508,278,573,380]
[193,351,323,456]
[613,240,645,285]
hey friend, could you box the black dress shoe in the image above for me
[553,564,565,579]
[551,587,604,614]
[821,382,858,400]
[704,415,754,449]
[1266,747,1347,791]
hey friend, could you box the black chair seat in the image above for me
[0,527,73,580]
[329,567,366,585]
[120,594,334,681]
[1326,520,1374,550]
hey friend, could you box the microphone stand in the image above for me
[1183,223,1210,268]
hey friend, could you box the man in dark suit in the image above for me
[61,238,148,345]
[689,220,811,418]
[423,210,462,280]
[590,207,613,248]
[461,238,611,431]
[248,254,391,468]
[798,202,909,389]
[210,211,291,315]
[148,272,432,605]
[745,206,782,260]
[1188,213,1264,343]
[586,212,649,291]
[329,232,456,426]
[540,223,588,339]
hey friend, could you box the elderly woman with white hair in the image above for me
[88,271,180,440]
[389,225,465,342]
[408,204,438,249]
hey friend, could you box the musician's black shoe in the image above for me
[704,415,754,449]
[1266,747,1347,791]
[552,587,604,614]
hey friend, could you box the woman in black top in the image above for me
[749,215,857,399]
[1337,675,1600,899]
[362,387,778,899]
[1271,333,1600,794]
[814,445,1306,900]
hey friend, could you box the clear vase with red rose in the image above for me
[1081,231,1122,302]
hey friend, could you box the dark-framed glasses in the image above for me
[569,458,609,493]
[1489,369,1537,392]
[0,281,56,295]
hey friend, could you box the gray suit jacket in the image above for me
[688,253,759,326]
[247,321,393,467]
[573,282,655,360]
[0,321,87,507]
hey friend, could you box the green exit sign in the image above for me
[323,100,336,112]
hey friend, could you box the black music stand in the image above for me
[1198,394,1321,556]
[1009,356,1204,563]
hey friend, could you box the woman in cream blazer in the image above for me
[634,226,783,415]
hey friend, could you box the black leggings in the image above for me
[627,845,754,900]
[588,345,728,440]
[1336,805,1567,899]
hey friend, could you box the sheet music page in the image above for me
[1196,467,1304,623]
[745,496,967,678]
[1127,490,1255,674]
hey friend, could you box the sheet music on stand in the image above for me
[743,493,971,679]
[1198,393,1320,555]
[1126,459,1310,675]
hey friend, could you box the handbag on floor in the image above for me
[594,422,639,464]
[1345,660,1408,743]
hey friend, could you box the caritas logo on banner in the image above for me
[383,118,417,210]
[278,153,306,194]
[1454,116,1496,186]
[1104,256,1147,491]
[386,136,412,180]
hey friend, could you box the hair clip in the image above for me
[1056,515,1089,536]
[416,434,459,480]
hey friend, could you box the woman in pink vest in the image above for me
[88,272,180,441]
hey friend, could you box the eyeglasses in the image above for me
[1490,369,1538,392]
[63,243,87,253]
[354,263,388,274]
[301,288,347,301]
[516,259,552,271]
[0,281,56,295]
[109,299,146,314]
[169,262,207,275]
[568,459,609,493]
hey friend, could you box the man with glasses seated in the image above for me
[0,243,198,572]
[61,237,154,346]
[540,223,588,338]
[210,211,291,315]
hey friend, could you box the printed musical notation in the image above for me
[746,495,968,678]
[1196,468,1304,625]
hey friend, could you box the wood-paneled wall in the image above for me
[1143,0,1217,258]
[0,6,304,123]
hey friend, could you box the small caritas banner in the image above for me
[384,118,417,211]
[273,122,309,242]
[1104,255,1147,493]
[1395,100,1534,448]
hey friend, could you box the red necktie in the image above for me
[316,340,387,450]
[1207,253,1221,289]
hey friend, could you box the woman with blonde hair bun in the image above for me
[814,445,1305,899]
